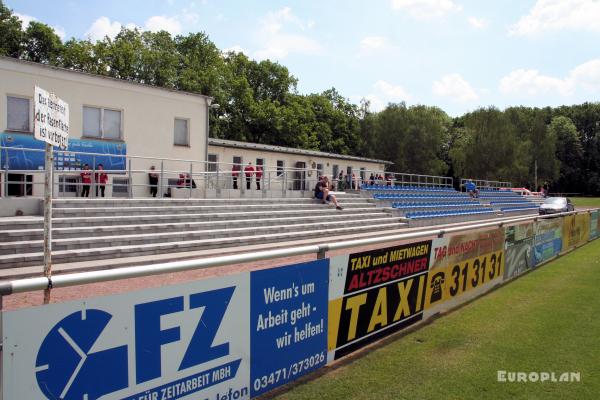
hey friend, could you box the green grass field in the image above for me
[572,197,600,208]
[273,239,600,400]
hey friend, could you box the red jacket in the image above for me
[80,171,91,184]
[95,172,108,184]
[255,167,263,179]
[232,165,240,176]
[244,165,255,177]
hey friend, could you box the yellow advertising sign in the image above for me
[562,214,590,251]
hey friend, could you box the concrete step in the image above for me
[0,207,386,231]
[0,221,408,268]
[0,217,402,255]
[0,212,392,241]
[51,201,374,217]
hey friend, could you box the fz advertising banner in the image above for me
[533,218,563,265]
[591,211,599,240]
[504,223,535,280]
[425,229,504,316]
[2,259,330,400]
[2,274,251,400]
[562,214,590,252]
[250,260,328,397]
[327,240,432,361]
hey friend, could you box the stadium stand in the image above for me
[0,194,407,275]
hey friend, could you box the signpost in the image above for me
[33,86,69,303]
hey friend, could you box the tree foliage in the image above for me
[1,0,599,194]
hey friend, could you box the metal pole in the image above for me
[189,162,193,198]
[3,157,7,197]
[128,159,132,198]
[43,143,53,304]
[160,161,164,198]
[91,155,96,197]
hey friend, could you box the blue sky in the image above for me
[6,0,600,116]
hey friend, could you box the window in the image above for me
[316,163,323,177]
[233,156,242,167]
[332,164,339,179]
[59,176,78,194]
[7,96,31,132]
[360,167,366,180]
[112,178,129,196]
[83,106,122,139]
[277,160,284,176]
[7,174,33,196]
[207,154,218,172]
[174,118,189,146]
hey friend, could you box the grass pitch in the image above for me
[571,197,600,208]
[273,239,600,400]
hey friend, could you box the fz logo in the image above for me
[429,272,445,303]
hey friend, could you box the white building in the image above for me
[0,56,390,205]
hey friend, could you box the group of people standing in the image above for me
[231,162,263,190]
[79,164,108,197]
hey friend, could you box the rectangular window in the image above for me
[58,176,78,193]
[112,177,129,196]
[277,160,284,176]
[360,167,366,180]
[83,106,122,139]
[174,118,189,146]
[332,165,339,179]
[316,163,323,177]
[207,154,218,172]
[7,96,31,132]
[233,156,242,166]
[256,158,265,168]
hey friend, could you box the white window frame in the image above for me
[174,117,190,146]
[277,160,285,176]
[207,153,218,172]
[6,95,33,133]
[82,105,123,140]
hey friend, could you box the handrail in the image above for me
[1,209,595,296]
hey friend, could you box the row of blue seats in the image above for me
[392,202,487,208]
[374,193,468,199]
[489,200,532,204]
[362,184,454,191]
[501,206,540,212]
[406,209,496,219]
[479,193,520,197]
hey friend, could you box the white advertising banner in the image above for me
[34,85,69,148]
[2,273,251,400]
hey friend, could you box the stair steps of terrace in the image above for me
[0,195,406,272]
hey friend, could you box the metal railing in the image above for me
[460,178,512,191]
[1,208,595,297]
[0,145,321,198]
[345,168,453,190]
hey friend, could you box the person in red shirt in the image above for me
[231,164,241,189]
[244,162,255,190]
[80,164,91,197]
[255,166,263,190]
[94,163,109,197]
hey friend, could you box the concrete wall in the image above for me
[0,58,209,198]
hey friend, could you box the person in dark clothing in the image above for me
[95,164,108,197]
[315,176,343,210]
[148,165,159,197]
[255,166,263,190]
[80,164,91,197]
[244,162,255,190]
[232,164,240,189]
[369,173,375,185]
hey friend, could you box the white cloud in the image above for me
[357,80,412,112]
[509,0,600,36]
[14,13,36,28]
[390,0,462,20]
[499,59,600,97]
[253,7,322,60]
[85,17,124,41]
[467,16,488,29]
[144,15,182,35]
[432,73,478,102]
[222,45,246,54]
[360,36,388,50]
[14,12,66,39]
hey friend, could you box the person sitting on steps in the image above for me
[315,176,343,210]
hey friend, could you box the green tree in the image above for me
[0,0,22,57]
[22,21,63,64]
[550,116,584,193]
